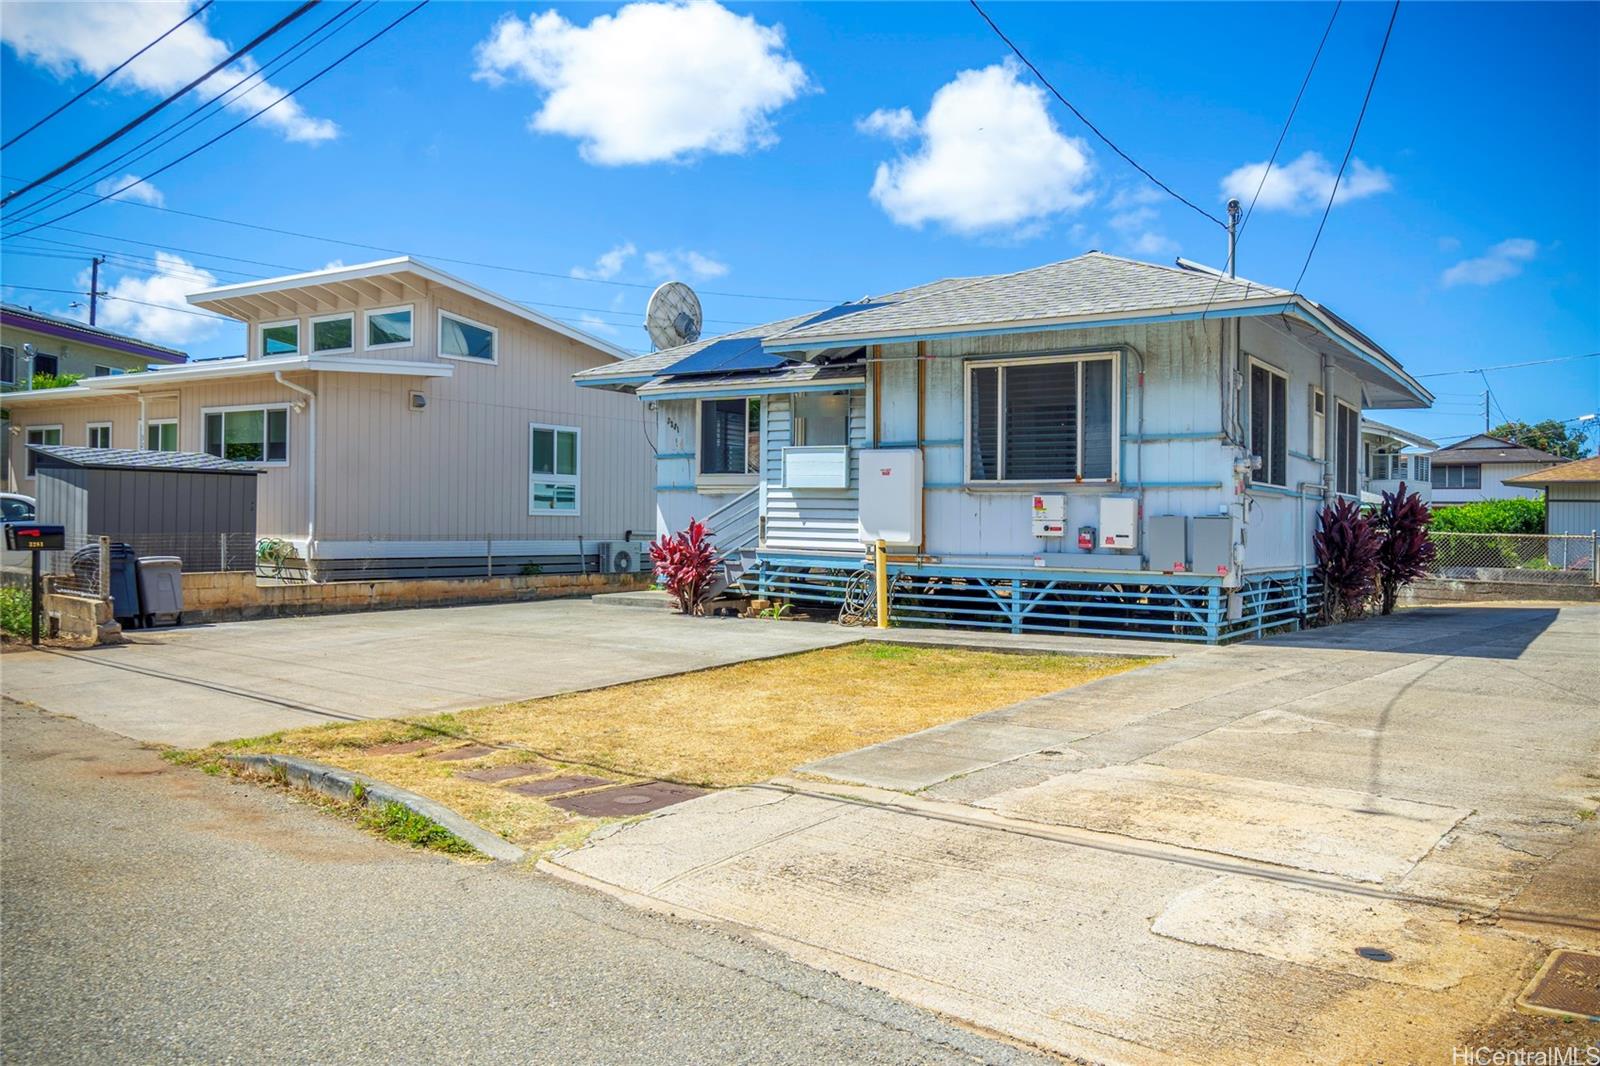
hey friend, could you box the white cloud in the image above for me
[79,252,222,346]
[1440,238,1538,288]
[862,59,1094,235]
[855,107,916,141]
[1,1,337,143]
[643,249,727,279]
[571,243,637,280]
[1107,202,1179,259]
[576,313,620,337]
[473,1,809,165]
[1219,151,1392,212]
[93,174,164,206]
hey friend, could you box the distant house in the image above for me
[1361,419,1436,504]
[4,258,654,577]
[1503,456,1600,540]
[2,303,190,482]
[1424,433,1563,506]
[576,252,1433,642]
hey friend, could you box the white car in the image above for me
[2,492,39,574]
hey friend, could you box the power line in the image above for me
[3,1,429,240]
[1,1,217,152]
[1415,352,1600,377]
[5,1,373,228]
[1288,0,1400,296]
[0,184,836,304]
[967,0,1225,229]
[0,1,322,208]
[1,283,234,321]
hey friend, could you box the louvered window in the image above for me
[966,353,1117,482]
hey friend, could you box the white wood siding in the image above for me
[762,392,866,553]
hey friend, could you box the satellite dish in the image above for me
[645,281,703,350]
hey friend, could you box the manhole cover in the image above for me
[457,763,548,783]
[1518,950,1600,1021]
[367,740,434,756]
[428,744,497,762]
[503,774,612,798]
[550,781,708,818]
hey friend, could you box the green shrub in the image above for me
[31,372,84,390]
[1429,498,1544,534]
[0,587,31,636]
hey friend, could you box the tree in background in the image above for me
[1373,484,1435,615]
[1488,420,1592,460]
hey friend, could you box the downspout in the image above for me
[916,341,927,554]
[138,393,147,451]
[274,371,316,575]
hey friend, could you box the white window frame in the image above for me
[1246,356,1289,488]
[146,418,179,452]
[437,308,499,365]
[24,424,62,478]
[363,304,414,351]
[1309,387,1326,461]
[695,396,761,488]
[309,312,355,355]
[86,422,114,449]
[1335,400,1360,497]
[528,422,580,516]
[201,403,291,467]
[962,350,1121,486]
[259,319,300,358]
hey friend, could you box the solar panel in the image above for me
[658,336,787,377]
[798,301,891,327]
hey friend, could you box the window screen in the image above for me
[967,356,1115,482]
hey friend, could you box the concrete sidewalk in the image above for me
[551,606,1600,1064]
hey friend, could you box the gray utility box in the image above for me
[1148,515,1188,573]
[1192,516,1235,580]
[138,556,184,627]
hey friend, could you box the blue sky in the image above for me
[2,1,1596,448]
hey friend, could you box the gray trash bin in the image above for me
[137,556,184,627]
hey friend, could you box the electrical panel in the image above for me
[1031,493,1065,537]
[1098,497,1138,551]
[1193,516,1234,579]
[1148,515,1188,573]
[857,449,923,548]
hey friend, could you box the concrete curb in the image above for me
[223,753,526,863]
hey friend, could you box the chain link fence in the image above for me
[2,532,257,595]
[1427,531,1598,586]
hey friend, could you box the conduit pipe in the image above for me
[275,371,317,573]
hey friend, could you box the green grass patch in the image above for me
[0,587,32,637]
[358,801,476,855]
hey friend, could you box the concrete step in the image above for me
[591,589,673,611]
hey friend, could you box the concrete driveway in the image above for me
[0,600,854,746]
[550,606,1600,1064]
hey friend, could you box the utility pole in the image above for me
[1225,199,1241,277]
[88,255,106,325]
[1483,390,1490,434]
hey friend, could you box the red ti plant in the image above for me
[1373,482,1435,615]
[649,519,724,615]
[1313,496,1380,621]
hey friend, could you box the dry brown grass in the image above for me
[209,643,1151,853]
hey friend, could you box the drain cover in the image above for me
[1518,950,1600,1020]
[502,774,612,798]
[550,781,707,817]
[428,744,497,762]
[1356,947,1395,963]
[457,763,548,783]
[367,739,434,756]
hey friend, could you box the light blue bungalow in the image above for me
[575,253,1433,642]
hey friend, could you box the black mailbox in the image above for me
[4,524,65,551]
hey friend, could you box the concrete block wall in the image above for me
[180,570,653,623]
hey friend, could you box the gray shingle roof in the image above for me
[575,252,1292,385]
[28,445,262,474]
[1426,435,1564,465]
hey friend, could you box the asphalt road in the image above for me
[0,700,1047,1066]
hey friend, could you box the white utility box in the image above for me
[858,448,923,548]
[1098,497,1139,551]
[783,446,850,489]
[1031,493,1065,537]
